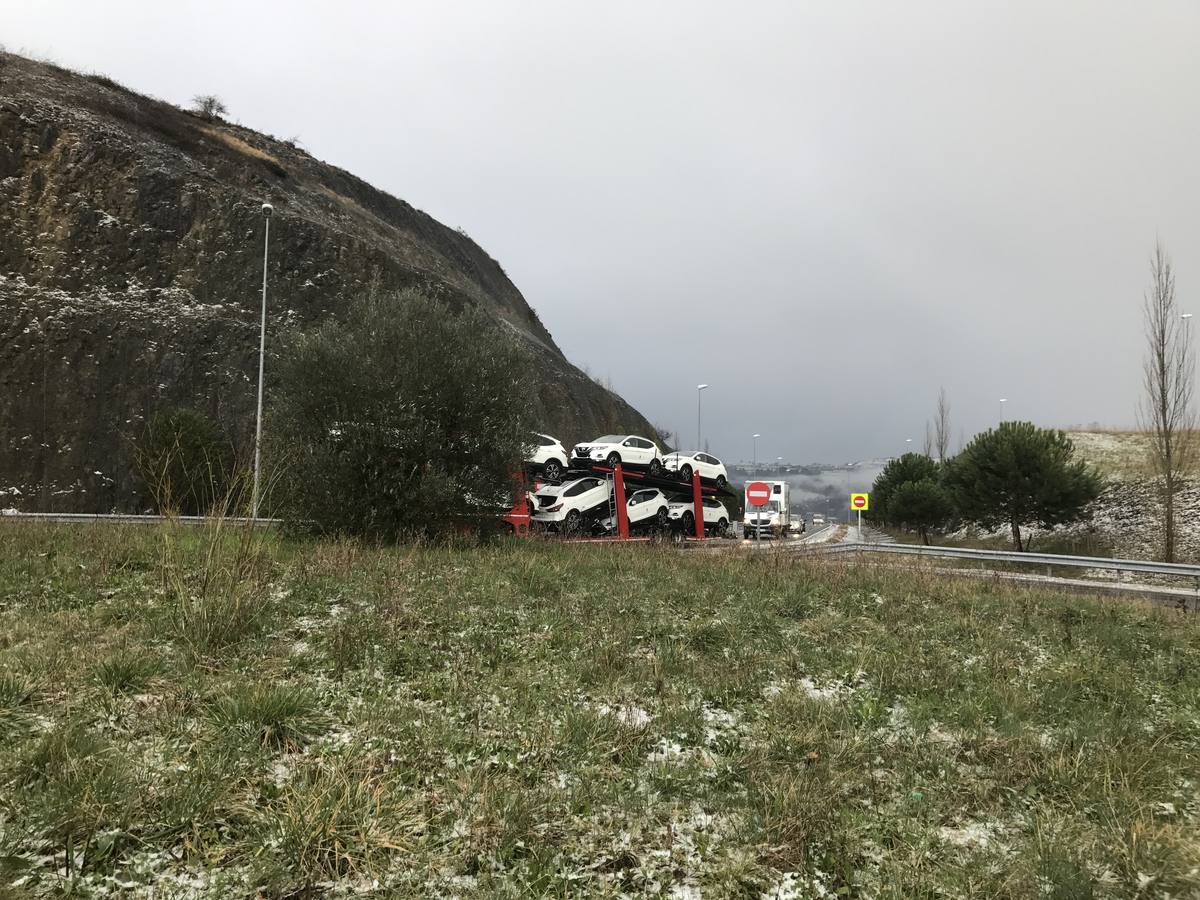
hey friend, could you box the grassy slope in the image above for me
[1,524,1198,898]
[1066,431,1156,481]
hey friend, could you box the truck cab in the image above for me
[743,481,790,539]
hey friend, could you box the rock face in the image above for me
[0,53,657,511]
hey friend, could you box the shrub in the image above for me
[268,290,536,539]
[191,93,227,121]
[137,407,236,515]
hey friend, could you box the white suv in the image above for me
[667,497,730,536]
[572,435,664,476]
[531,476,611,532]
[600,488,671,532]
[526,433,567,482]
[662,450,728,487]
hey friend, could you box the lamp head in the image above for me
[261,203,274,218]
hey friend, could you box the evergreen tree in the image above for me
[867,452,953,544]
[942,422,1102,551]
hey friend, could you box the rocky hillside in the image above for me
[0,53,657,512]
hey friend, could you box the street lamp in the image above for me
[251,202,273,519]
[752,433,760,475]
[696,384,709,450]
[999,397,1007,424]
[905,437,913,455]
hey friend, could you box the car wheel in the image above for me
[543,459,563,481]
[564,509,582,534]
[678,464,693,482]
[649,458,664,478]
[716,474,727,488]
[605,452,621,469]
[655,506,669,527]
[681,511,694,532]
[717,518,729,537]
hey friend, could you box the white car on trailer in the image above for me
[668,497,731,536]
[531,475,611,532]
[572,435,664,476]
[599,488,672,532]
[526,433,568,482]
[662,450,728,487]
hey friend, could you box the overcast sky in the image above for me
[6,0,1199,463]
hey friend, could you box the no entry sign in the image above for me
[747,481,772,507]
[851,493,869,511]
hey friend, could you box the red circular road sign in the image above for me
[747,481,771,507]
[852,495,867,509]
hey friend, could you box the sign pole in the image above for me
[857,507,861,542]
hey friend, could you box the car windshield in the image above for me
[752,501,780,513]
[592,435,623,444]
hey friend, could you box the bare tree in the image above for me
[923,421,933,457]
[1138,242,1195,562]
[934,387,951,460]
[191,94,228,121]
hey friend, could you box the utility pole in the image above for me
[251,202,273,519]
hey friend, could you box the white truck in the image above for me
[744,480,790,539]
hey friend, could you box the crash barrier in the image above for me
[0,512,282,526]
[808,541,1200,583]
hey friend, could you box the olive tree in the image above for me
[268,290,536,539]
[942,422,1101,551]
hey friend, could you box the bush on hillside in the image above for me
[191,94,227,121]
[268,290,536,539]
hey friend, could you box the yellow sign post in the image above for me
[850,493,869,541]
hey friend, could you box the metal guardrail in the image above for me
[0,512,281,527]
[811,541,1200,581]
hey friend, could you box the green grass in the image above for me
[0,522,1198,897]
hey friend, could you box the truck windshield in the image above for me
[752,502,780,513]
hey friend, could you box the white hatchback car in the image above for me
[525,433,567,482]
[571,435,664,475]
[531,476,611,532]
[662,451,728,487]
[599,488,671,532]
[667,497,731,536]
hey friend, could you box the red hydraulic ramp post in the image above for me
[613,464,631,539]
[691,471,705,540]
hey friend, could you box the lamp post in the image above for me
[905,437,913,455]
[251,202,272,520]
[696,384,709,450]
[999,397,1007,424]
[752,433,760,476]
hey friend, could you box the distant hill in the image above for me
[0,53,657,511]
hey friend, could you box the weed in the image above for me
[207,683,324,751]
[92,647,161,694]
[254,754,418,890]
